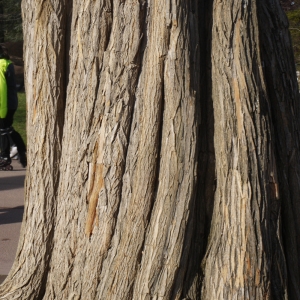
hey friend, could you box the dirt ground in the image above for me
[281,0,300,10]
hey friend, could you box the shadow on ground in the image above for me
[0,175,25,191]
[0,206,24,225]
[0,275,7,284]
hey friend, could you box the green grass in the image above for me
[14,92,27,145]
[287,9,300,70]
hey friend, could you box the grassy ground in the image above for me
[287,9,300,70]
[14,92,27,145]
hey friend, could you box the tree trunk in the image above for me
[258,1,300,297]
[1,0,300,299]
[202,0,288,298]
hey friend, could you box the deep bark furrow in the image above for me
[180,1,215,298]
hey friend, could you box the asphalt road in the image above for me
[0,160,26,284]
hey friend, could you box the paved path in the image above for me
[0,160,25,284]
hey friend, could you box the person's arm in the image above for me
[5,63,18,110]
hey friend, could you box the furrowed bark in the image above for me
[1,0,300,299]
[0,0,66,298]
[180,1,215,298]
[202,1,287,298]
[95,0,168,297]
[258,1,300,297]
[131,1,199,299]
[44,0,147,298]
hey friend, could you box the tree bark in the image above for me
[202,1,287,298]
[0,1,66,298]
[1,0,300,299]
[258,1,300,298]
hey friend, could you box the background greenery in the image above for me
[0,0,22,42]
[14,92,26,145]
[287,9,300,71]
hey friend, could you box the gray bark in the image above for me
[1,0,300,299]
[202,0,286,298]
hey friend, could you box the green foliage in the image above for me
[287,9,300,70]
[14,92,26,145]
[0,0,22,42]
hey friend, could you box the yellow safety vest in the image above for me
[0,58,12,118]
